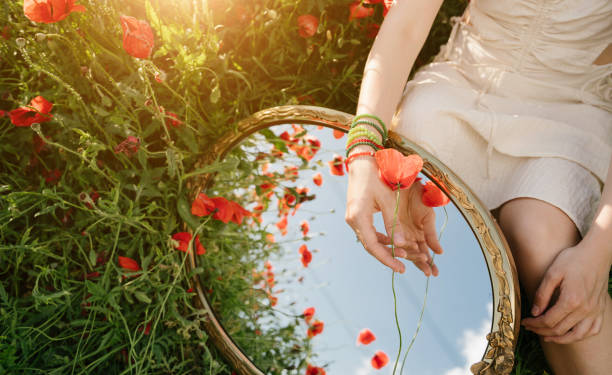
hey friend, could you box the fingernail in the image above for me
[531,306,540,316]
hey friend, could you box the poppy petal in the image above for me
[357,328,376,345]
[371,351,389,369]
[421,181,450,207]
[375,148,422,190]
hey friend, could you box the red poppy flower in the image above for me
[1,26,10,40]
[298,14,318,38]
[421,181,450,207]
[371,350,389,369]
[259,173,276,191]
[118,256,140,272]
[9,96,53,127]
[268,294,278,307]
[0,109,5,117]
[210,197,232,223]
[114,136,140,157]
[137,322,151,335]
[228,200,251,225]
[165,111,182,127]
[279,131,297,146]
[313,172,323,186]
[307,320,324,338]
[306,364,326,375]
[172,232,206,255]
[120,15,154,59]
[328,154,344,176]
[266,233,275,243]
[303,307,315,323]
[366,23,380,38]
[383,0,394,17]
[299,244,312,267]
[276,215,288,236]
[84,271,100,280]
[305,135,321,153]
[296,145,315,161]
[357,328,376,345]
[375,148,423,191]
[192,193,216,217]
[300,220,310,237]
[348,1,374,21]
[333,129,344,139]
[24,0,86,24]
[43,169,61,185]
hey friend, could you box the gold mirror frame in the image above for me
[185,105,521,375]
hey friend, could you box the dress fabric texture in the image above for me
[392,0,612,237]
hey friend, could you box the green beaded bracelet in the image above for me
[350,120,387,141]
[346,141,380,156]
[352,114,388,138]
[346,128,382,146]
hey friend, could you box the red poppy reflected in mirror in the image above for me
[203,124,493,375]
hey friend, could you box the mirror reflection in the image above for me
[203,124,493,375]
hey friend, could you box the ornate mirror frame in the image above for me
[185,105,521,375]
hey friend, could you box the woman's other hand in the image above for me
[521,243,611,344]
[345,150,443,276]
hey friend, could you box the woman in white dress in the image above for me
[344,0,611,373]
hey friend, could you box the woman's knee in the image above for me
[496,198,581,297]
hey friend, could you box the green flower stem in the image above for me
[391,185,403,375]
[399,205,449,374]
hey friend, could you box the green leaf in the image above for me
[210,82,221,104]
[166,148,177,178]
[177,195,200,231]
[134,291,152,304]
[89,249,97,267]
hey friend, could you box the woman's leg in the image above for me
[496,197,612,375]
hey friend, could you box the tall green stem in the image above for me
[391,186,402,375]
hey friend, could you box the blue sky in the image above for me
[241,125,493,374]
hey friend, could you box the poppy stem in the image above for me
[399,205,449,374]
[390,186,402,375]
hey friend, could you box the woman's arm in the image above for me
[345,0,445,275]
[356,0,444,126]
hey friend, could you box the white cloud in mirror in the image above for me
[443,302,493,375]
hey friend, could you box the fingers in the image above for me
[380,193,417,251]
[530,268,564,317]
[376,231,426,263]
[524,308,583,337]
[422,209,443,255]
[543,317,595,344]
[347,215,406,273]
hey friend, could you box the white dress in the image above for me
[392,0,612,237]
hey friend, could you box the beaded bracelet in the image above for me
[346,128,382,146]
[344,151,375,172]
[345,138,383,155]
[350,120,387,142]
[346,138,383,150]
[352,114,388,140]
[346,140,383,156]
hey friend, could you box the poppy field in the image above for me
[0,0,554,374]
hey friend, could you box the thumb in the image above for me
[531,269,563,316]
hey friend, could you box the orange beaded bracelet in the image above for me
[344,151,375,172]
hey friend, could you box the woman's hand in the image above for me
[345,154,443,276]
[521,243,611,344]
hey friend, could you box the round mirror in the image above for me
[186,106,519,375]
